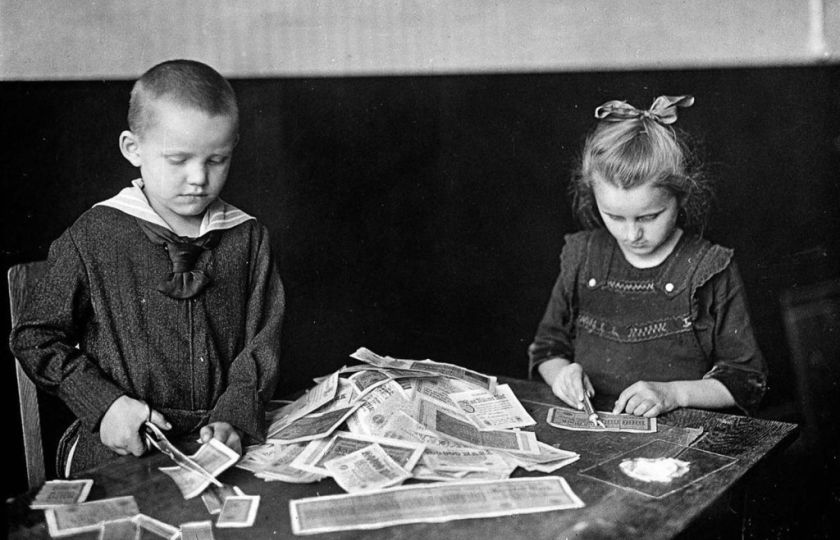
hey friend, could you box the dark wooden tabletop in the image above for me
[7,377,798,539]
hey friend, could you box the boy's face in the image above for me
[120,99,237,235]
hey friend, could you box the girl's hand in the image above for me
[549,363,596,410]
[200,422,242,455]
[613,381,681,417]
[100,395,171,456]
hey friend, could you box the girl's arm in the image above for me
[612,378,734,416]
[614,261,767,417]
[528,235,584,378]
[538,357,596,409]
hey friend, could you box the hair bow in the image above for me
[594,95,694,125]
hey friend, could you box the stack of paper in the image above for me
[239,347,579,491]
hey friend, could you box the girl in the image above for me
[528,95,767,417]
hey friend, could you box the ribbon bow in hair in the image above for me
[594,95,694,125]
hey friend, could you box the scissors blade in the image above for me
[143,422,223,488]
[582,394,606,428]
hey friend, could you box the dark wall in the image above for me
[3,67,839,501]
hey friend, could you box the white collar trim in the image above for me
[94,179,254,236]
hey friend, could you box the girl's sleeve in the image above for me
[527,235,582,378]
[701,262,768,415]
[209,224,284,443]
[9,230,126,431]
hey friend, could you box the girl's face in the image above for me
[592,174,681,267]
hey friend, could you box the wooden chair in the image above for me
[779,279,840,457]
[8,261,49,490]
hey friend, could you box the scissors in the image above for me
[143,421,223,488]
[582,393,606,428]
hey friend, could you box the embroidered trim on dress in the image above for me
[605,279,656,293]
[578,312,693,343]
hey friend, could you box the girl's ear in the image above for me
[119,130,142,167]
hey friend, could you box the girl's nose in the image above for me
[627,224,643,242]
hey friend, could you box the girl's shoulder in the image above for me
[559,229,614,268]
[661,234,734,297]
[561,229,612,255]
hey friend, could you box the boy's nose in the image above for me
[187,164,209,185]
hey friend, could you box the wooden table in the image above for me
[7,377,797,539]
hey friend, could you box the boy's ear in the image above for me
[119,130,143,167]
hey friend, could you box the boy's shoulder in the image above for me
[65,205,138,239]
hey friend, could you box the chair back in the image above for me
[780,278,840,454]
[8,261,48,489]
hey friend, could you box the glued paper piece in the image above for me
[579,439,737,498]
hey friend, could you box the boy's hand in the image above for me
[100,395,171,456]
[200,422,242,455]
[613,381,680,417]
[549,363,596,410]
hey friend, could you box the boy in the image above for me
[10,60,284,475]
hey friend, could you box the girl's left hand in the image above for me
[199,422,242,455]
[613,381,680,417]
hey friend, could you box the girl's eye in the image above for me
[639,213,660,223]
[166,157,186,165]
[208,157,229,166]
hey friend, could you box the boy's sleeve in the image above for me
[527,235,582,378]
[9,230,126,431]
[208,224,284,443]
[702,262,768,415]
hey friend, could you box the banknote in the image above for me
[237,443,324,483]
[292,430,425,476]
[266,371,340,436]
[289,476,585,535]
[30,478,93,509]
[267,404,361,444]
[180,520,215,540]
[349,347,497,391]
[216,495,260,528]
[546,407,657,433]
[98,517,139,540]
[324,443,412,493]
[418,398,540,454]
[449,383,536,430]
[133,513,180,539]
[200,484,244,515]
[157,438,239,499]
[44,495,139,537]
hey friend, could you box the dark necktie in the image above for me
[135,219,220,299]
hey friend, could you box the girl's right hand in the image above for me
[549,363,596,410]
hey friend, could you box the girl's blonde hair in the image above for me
[570,97,712,233]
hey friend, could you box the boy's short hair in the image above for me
[128,59,238,137]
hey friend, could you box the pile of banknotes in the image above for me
[237,347,580,493]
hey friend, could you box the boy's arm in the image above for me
[208,225,284,443]
[9,230,126,431]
